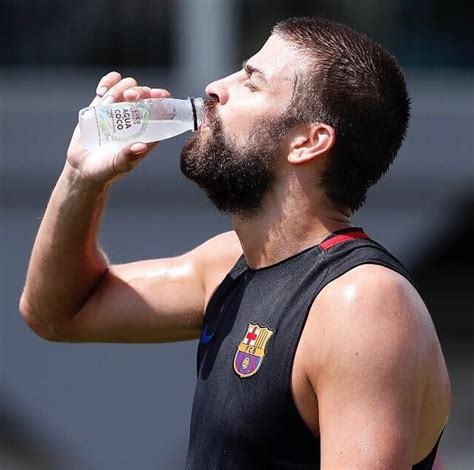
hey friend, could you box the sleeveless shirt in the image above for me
[185,228,442,469]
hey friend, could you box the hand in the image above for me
[67,71,172,185]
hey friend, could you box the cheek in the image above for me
[220,108,256,141]
[219,93,280,140]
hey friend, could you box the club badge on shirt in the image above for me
[234,323,274,378]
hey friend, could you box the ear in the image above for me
[287,123,335,165]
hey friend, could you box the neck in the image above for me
[232,194,352,270]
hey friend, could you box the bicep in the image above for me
[58,231,242,343]
[309,267,428,469]
[318,355,421,470]
[60,255,205,343]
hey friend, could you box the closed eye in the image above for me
[244,80,257,92]
[242,60,268,87]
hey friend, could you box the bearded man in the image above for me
[20,17,450,469]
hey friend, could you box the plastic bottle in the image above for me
[78,97,204,150]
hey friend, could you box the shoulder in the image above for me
[191,231,243,300]
[316,263,426,320]
[192,230,243,268]
[302,263,434,380]
[201,230,242,252]
[298,269,446,468]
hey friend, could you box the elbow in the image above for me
[19,293,66,342]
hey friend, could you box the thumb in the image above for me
[112,142,150,175]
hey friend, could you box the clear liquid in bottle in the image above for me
[78,97,203,150]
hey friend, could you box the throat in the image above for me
[234,216,352,270]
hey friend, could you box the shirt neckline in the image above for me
[244,227,365,273]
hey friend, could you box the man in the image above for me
[20,17,450,469]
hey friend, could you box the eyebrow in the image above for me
[242,60,268,85]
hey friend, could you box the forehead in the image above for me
[247,34,300,91]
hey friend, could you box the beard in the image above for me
[180,99,293,217]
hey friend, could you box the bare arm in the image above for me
[305,265,434,469]
[19,72,242,342]
[20,161,112,339]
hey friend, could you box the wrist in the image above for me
[63,160,111,194]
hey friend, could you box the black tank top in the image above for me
[185,228,442,469]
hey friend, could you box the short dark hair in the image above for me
[273,17,410,212]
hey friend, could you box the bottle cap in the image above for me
[189,97,204,131]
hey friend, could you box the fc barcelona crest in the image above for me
[234,323,274,378]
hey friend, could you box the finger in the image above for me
[69,124,81,147]
[123,86,152,102]
[88,95,102,107]
[102,77,139,104]
[112,141,157,175]
[150,88,172,98]
[96,71,122,97]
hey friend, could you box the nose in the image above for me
[205,76,230,105]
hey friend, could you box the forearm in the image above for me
[20,161,111,336]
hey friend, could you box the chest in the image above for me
[194,266,325,442]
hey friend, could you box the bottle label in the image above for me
[96,102,150,144]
